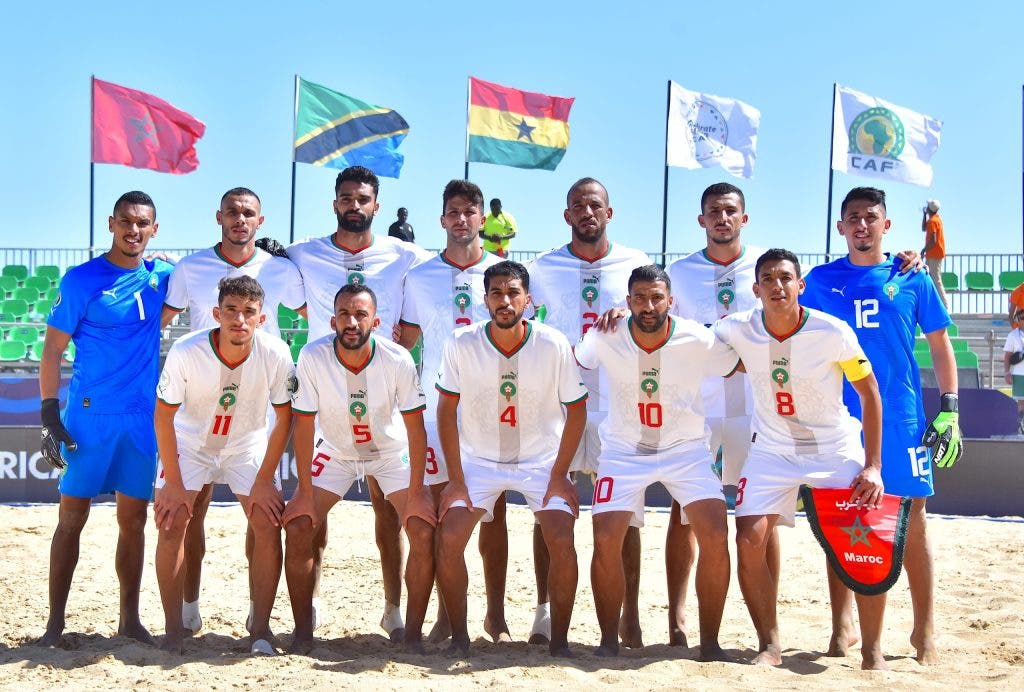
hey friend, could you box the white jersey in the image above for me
[713,308,867,456]
[293,335,426,460]
[668,246,762,420]
[528,243,651,414]
[156,328,295,456]
[400,251,502,417]
[287,234,431,341]
[164,244,306,337]
[575,316,740,456]
[436,320,588,465]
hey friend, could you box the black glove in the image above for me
[255,237,289,258]
[40,398,77,470]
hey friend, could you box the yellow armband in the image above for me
[839,355,872,382]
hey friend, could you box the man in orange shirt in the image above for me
[1008,282,1024,328]
[921,199,949,310]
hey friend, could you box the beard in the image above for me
[490,308,524,330]
[337,327,372,350]
[571,223,604,245]
[634,310,669,334]
[337,211,373,233]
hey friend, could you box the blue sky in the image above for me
[1,1,1020,257]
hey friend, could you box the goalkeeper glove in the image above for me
[40,398,77,470]
[255,237,289,258]
[922,393,963,468]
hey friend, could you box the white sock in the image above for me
[246,600,255,632]
[531,602,551,638]
[182,599,202,631]
[380,601,404,635]
[312,596,324,630]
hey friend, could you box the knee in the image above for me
[284,517,314,553]
[248,513,282,542]
[117,509,148,535]
[591,520,623,558]
[544,526,576,561]
[405,517,434,552]
[56,507,90,535]
[734,527,765,562]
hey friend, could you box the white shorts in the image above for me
[569,412,604,475]
[734,446,864,527]
[309,443,410,499]
[156,447,279,497]
[452,455,573,522]
[708,415,752,486]
[592,442,723,527]
[423,419,449,486]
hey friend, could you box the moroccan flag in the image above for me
[294,78,409,178]
[92,78,206,174]
[467,77,574,171]
[800,486,911,595]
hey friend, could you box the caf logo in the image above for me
[883,282,900,301]
[849,107,905,159]
[717,288,735,309]
[348,272,366,286]
[349,401,367,422]
[500,381,517,402]
[772,367,789,386]
[218,392,236,411]
[454,292,470,315]
[640,378,659,398]
[686,100,728,162]
[581,285,599,307]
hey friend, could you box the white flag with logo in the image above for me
[831,84,942,187]
[666,82,760,179]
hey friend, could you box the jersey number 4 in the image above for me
[500,405,517,427]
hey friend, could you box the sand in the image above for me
[1,502,1022,690]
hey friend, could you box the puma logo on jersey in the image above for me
[830,286,846,297]
[102,289,118,299]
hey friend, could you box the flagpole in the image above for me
[660,80,671,267]
[89,75,96,258]
[1020,84,1023,254]
[464,77,471,180]
[289,75,300,244]
[824,83,838,261]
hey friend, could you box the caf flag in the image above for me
[831,84,942,187]
[92,78,206,174]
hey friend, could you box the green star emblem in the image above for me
[130,112,161,145]
[840,515,874,547]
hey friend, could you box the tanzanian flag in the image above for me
[467,77,574,171]
[293,78,409,178]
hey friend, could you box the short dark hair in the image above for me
[217,275,264,306]
[443,180,484,213]
[840,187,887,217]
[700,183,745,213]
[628,264,671,292]
[334,282,377,309]
[221,187,261,206]
[755,248,802,279]
[566,177,609,207]
[484,260,530,291]
[113,190,156,218]
[335,166,380,197]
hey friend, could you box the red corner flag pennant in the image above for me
[92,78,206,174]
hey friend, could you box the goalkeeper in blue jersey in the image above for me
[803,186,960,665]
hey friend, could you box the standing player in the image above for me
[37,191,173,646]
[283,284,435,654]
[153,276,294,655]
[715,248,888,669]
[803,187,960,664]
[398,180,505,641]
[577,265,738,661]
[160,187,306,634]
[434,261,588,658]
[528,177,650,645]
[288,166,430,640]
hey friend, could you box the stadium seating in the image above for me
[1,299,28,321]
[0,341,26,362]
[1,265,28,283]
[915,350,933,369]
[998,270,1024,292]
[955,350,980,368]
[32,299,53,320]
[964,271,995,291]
[0,275,17,298]
[947,323,959,337]
[34,265,61,284]
[23,275,51,293]
[941,272,960,291]
[290,341,303,363]
[13,286,39,305]
[7,326,42,344]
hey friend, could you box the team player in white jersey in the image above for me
[528,177,651,646]
[153,276,295,655]
[283,284,434,654]
[398,180,511,642]
[576,265,738,661]
[435,261,588,658]
[287,166,430,641]
[159,187,306,636]
[714,248,888,669]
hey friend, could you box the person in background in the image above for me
[389,207,416,243]
[481,198,517,258]
[921,199,949,310]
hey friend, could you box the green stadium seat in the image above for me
[0,275,17,297]
[34,265,61,283]
[949,338,971,353]
[291,331,308,348]
[13,286,40,304]
[290,341,303,363]
[913,339,929,353]
[1,299,29,321]
[279,305,300,325]
[63,341,76,363]
[914,350,933,369]
[1,265,29,283]
[44,286,58,301]
[28,341,44,362]
[32,298,54,320]
[946,323,959,337]
[7,325,42,344]
[0,341,26,361]
[296,316,308,330]
[24,275,51,293]
[954,350,979,368]
[998,270,1024,292]
[964,271,994,291]
[940,272,959,291]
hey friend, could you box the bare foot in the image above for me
[698,643,736,663]
[861,649,890,671]
[445,634,470,658]
[288,633,314,655]
[595,642,619,657]
[550,644,573,658]
[827,628,859,657]
[38,621,65,648]
[119,620,155,646]
[911,631,938,665]
[159,634,184,655]
[619,618,644,649]
[427,618,452,644]
[483,615,511,643]
[403,637,426,655]
[668,627,688,647]
[750,647,782,666]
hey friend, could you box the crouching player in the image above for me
[714,249,889,669]
[154,276,295,655]
[283,284,435,654]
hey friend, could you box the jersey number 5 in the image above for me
[353,424,372,443]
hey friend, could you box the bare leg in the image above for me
[240,495,282,646]
[686,498,733,662]
[827,561,858,656]
[618,525,643,648]
[905,497,937,664]
[536,510,578,657]
[156,500,195,653]
[666,501,696,646]
[590,511,631,656]
[436,506,485,657]
[368,477,405,642]
[426,483,451,644]
[284,489,339,654]
[39,496,90,646]
[735,514,782,666]
[479,493,511,642]
[388,490,435,653]
[182,484,212,605]
[528,517,551,644]
[114,493,155,644]
[855,592,888,670]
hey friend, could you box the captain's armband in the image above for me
[839,355,872,382]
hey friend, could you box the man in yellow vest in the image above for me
[481,198,517,257]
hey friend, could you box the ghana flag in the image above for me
[294,78,409,178]
[468,77,574,171]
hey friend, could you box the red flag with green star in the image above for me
[92,78,206,174]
